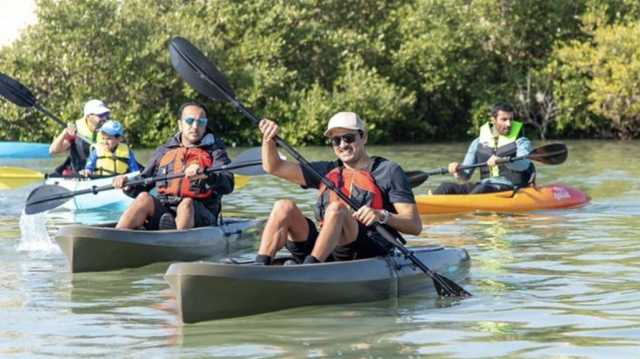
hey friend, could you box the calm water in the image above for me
[1,141,639,358]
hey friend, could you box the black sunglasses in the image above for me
[329,131,361,147]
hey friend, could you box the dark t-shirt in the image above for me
[300,157,415,212]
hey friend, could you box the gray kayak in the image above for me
[165,246,470,323]
[55,218,262,273]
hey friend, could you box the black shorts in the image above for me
[432,182,478,195]
[144,196,218,230]
[433,181,515,195]
[285,217,392,262]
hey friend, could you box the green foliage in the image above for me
[548,4,640,139]
[587,22,640,139]
[0,0,179,146]
[1,0,640,146]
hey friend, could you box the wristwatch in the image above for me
[378,209,390,224]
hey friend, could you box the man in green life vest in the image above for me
[49,99,110,177]
[433,102,535,195]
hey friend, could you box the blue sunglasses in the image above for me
[182,117,208,127]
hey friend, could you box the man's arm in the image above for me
[207,147,234,195]
[260,119,306,186]
[458,138,479,180]
[115,148,161,193]
[505,137,533,171]
[388,202,422,235]
[49,128,73,155]
[387,164,422,235]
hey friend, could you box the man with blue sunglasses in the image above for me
[113,101,234,230]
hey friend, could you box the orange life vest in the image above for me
[157,147,214,199]
[314,159,385,225]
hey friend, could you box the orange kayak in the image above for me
[416,184,590,215]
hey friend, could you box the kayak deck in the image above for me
[417,184,590,215]
[55,218,262,273]
[165,246,470,323]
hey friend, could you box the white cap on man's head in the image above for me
[83,99,110,117]
[324,112,366,136]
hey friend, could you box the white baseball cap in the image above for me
[83,99,110,117]
[324,112,366,136]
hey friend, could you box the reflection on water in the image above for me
[1,141,640,357]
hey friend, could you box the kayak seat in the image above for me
[158,213,177,230]
[507,171,537,198]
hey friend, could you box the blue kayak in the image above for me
[0,141,50,158]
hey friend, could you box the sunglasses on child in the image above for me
[182,117,208,127]
[328,131,362,147]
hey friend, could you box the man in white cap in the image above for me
[254,112,422,265]
[49,99,111,176]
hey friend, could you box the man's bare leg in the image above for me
[310,202,358,262]
[257,199,310,258]
[116,192,155,229]
[175,198,195,230]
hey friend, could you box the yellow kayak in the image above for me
[416,184,590,215]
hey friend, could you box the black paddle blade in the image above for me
[406,171,430,188]
[529,143,567,165]
[24,184,73,215]
[228,160,264,176]
[229,147,264,176]
[169,37,235,101]
[432,272,472,298]
[226,147,289,176]
[0,73,37,108]
[233,147,261,164]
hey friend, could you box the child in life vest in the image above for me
[82,120,140,177]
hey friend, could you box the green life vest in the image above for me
[475,121,534,186]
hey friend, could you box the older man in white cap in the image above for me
[254,112,421,265]
[49,99,111,176]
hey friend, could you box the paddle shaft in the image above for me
[425,152,535,177]
[409,144,568,187]
[28,160,261,206]
[34,103,93,145]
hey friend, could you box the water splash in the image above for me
[17,211,60,253]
